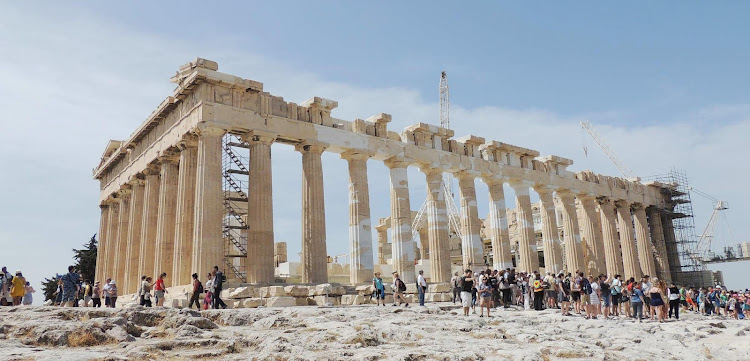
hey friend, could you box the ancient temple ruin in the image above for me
[94,58,683,295]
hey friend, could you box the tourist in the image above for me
[141,276,153,307]
[0,267,12,306]
[478,276,493,317]
[459,270,474,316]
[22,282,34,305]
[649,278,666,322]
[630,282,645,322]
[667,282,681,320]
[82,281,92,307]
[610,274,622,317]
[204,273,214,310]
[107,280,118,308]
[451,272,461,304]
[521,273,530,311]
[417,270,427,306]
[544,272,556,309]
[188,273,203,310]
[137,275,146,306]
[10,271,26,306]
[392,272,409,307]
[558,273,571,316]
[509,268,518,306]
[697,288,706,314]
[489,270,499,308]
[532,275,544,311]
[372,272,386,306]
[622,279,632,318]
[154,272,168,307]
[471,273,478,310]
[571,272,582,315]
[598,274,612,319]
[497,270,509,308]
[92,281,102,308]
[580,272,593,318]
[588,275,600,319]
[641,275,652,318]
[212,266,227,309]
[102,278,112,308]
[61,266,80,307]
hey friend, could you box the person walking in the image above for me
[92,281,102,308]
[107,281,118,308]
[667,282,681,320]
[649,278,666,322]
[392,272,409,307]
[102,278,112,308]
[82,281,92,307]
[61,266,80,307]
[22,282,35,305]
[610,275,622,317]
[417,270,427,306]
[141,277,153,307]
[630,282,645,322]
[203,273,214,310]
[599,274,612,319]
[154,273,168,307]
[372,272,386,306]
[558,273,571,316]
[212,266,227,309]
[478,276,493,317]
[1,267,13,306]
[188,273,203,310]
[10,271,26,306]
[459,270,474,316]
[450,272,461,304]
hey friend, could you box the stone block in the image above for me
[232,300,243,309]
[405,284,418,294]
[242,298,262,308]
[268,286,286,297]
[314,283,333,296]
[228,286,258,299]
[258,287,270,298]
[441,293,454,302]
[220,289,231,300]
[284,286,309,297]
[294,297,309,306]
[341,295,356,305]
[401,294,413,303]
[331,285,346,296]
[313,295,340,306]
[355,285,375,295]
[428,283,452,293]
[170,299,181,308]
[265,297,297,307]
[384,295,394,304]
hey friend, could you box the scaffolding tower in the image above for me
[222,133,249,282]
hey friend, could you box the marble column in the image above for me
[139,166,160,279]
[297,142,328,284]
[536,186,563,274]
[418,229,429,260]
[95,204,111,283]
[557,190,584,273]
[172,136,198,286]
[633,204,657,279]
[648,207,672,282]
[597,198,624,276]
[615,200,641,279]
[154,155,179,285]
[421,168,451,283]
[484,178,513,270]
[578,195,606,276]
[114,188,131,288]
[105,198,120,282]
[245,131,277,284]
[384,157,416,282]
[457,172,484,272]
[124,179,145,294]
[510,180,539,273]
[342,151,375,284]
[376,225,389,265]
[192,125,225,280]
[661,213,682,281]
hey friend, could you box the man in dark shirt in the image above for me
[460,270,474,316]
[212,266,227,309]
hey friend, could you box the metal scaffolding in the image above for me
[222,133,249,282]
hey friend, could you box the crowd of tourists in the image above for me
[436,267,750,321]
[0,266,36,306]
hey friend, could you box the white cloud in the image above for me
[1,3,747,297]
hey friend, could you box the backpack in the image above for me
[196,281,204,294]
[398,279,406,292]
[582,279,592,295]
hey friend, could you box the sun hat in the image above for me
[15,270,21,274]
[110,281,116,285]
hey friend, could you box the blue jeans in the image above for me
[418,286,425,306]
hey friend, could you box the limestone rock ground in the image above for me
[0,304,748,360]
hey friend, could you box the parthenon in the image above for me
[93,58,683,294]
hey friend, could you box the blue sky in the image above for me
[1,2,748,299]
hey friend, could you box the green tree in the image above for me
[73,234,98,283]
[41,275,59,302]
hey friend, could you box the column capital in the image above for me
[117,185,132,198]
[194,122,226,137]
[418,165,444,176]
[340,149,373,161]
[555,188,579,196]
[295,141,328,154]
[508,179,535,189]
[481,175,509,185]
[454,170,480,180]
[157,149,180,164]
[533,184,558,194]
[596,196,614,206]
[383,156,412,169]
[614,199,631,209]
[127,177,145,187]
[177,133,199,150]
[143,163,161,176]
[242,129,277,145]
[631,202,647,211]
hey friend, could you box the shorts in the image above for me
[546,290,556,299]
[84,295,92,304]
[571,291,581,302]
[155,290,165,300]
[559,292,569,302]
[460,291,472,308]
[602,295,611,307]
[612,294,621,305]
[376,289,385,300]
[61,290,76,302]
[581,294,590,305]
[480,296,491,305]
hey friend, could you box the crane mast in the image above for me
[580,120,634,178]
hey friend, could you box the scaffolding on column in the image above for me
[222,133,249,282]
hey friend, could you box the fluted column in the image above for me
[510,180,539,273]
[421,168,451,283]
[342,151,374,285]
[536,186,563,274]
[615,200,641,279]
[385,157,416,282]
[597,198,624,276]
[124,179,144,294]
[95,203,111,283]
[172,135,198,286]
[578,195,605,276]
[192,125,225,280]
[661,213,682,281]
[114,188,131,288]
[457,172,484,272]
[105,198,120,281]
[557,190,584,273]
[648,207,672,282]
[245,131,277,284]
[154,155,179,285]
[484,177,513,270]
[633,204,657,279]
[376,224,389,265]
[139,166,160,279]
[297,142,328,284]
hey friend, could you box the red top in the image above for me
[155,278,165,291]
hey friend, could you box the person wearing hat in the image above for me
[106,280,118,308]
[92,281,102,308]
[0,266,12,306]
[10,270,26,306]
